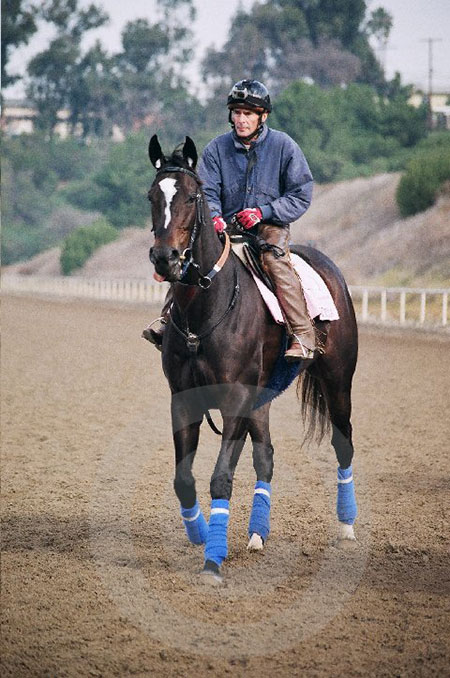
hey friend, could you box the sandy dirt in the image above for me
[2,295,449,677]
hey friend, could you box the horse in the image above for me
[147,134,358,583]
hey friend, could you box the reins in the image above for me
[169,259,240,354]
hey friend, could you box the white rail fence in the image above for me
[2,275,170,304]
[350,286,448,328]
[2,275,449,329]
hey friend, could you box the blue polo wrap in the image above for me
[204,499,230,566]
[337,465,357,525]
[180,500,208,545]
[248,481,271,541]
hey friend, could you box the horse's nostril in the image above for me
[171,249,179,260]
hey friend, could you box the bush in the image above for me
[60,218,118,275]
[396,140,450,217]
[271,81,427,183]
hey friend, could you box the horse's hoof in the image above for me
[199,560,223,585]
[338,523,356,541]
[247,533,264,551]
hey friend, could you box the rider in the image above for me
[144,78,316,361]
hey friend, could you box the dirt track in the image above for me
[2,295,449,678]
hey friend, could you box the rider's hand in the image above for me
[236,207,262,229]
[213,216,227,233]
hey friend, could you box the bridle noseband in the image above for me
[152,165,230,289]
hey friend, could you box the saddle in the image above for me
[228,231,339,324]
[228,232,275,292]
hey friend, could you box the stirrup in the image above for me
[284,334,316,362]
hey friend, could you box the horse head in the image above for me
[148,135,199,282]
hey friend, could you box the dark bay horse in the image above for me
[147,135,358,582]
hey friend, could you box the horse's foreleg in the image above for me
[247,404,274,551]
[202,414,250,580]
[327,387,358,541]
[172,399,208,546]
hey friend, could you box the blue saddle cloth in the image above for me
[254,331,303,409]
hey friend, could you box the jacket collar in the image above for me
[232,124,269,151]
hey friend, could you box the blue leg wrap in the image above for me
[204,499,230,567]
[248,481,271,541]
[337,465,357,525]
[180,500,208,545]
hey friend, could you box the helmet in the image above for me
[227,79,272,113]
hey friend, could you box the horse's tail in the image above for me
[297,364,330,444]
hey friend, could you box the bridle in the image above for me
[152,165,231,290]
[151,164,240,358]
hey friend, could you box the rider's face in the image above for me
[231,107,268,138]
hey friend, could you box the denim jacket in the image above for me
[197,125,313,226]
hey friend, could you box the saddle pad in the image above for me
[251,252,340,323]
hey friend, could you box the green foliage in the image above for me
[396,136,450,217]
[1,133,105,264]
[271,81,427,182]
[64,132,152,229]
[60,218,118,274]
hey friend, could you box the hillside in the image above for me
[5,173,450,287]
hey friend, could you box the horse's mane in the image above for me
[164,146,191,170]
[161,146,203,184]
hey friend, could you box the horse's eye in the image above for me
[186,194,197,204]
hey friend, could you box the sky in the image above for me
[5,0,450,99]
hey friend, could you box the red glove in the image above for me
[213,216,227,233]
[236,207,262,229]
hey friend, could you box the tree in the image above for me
[40,0,108,39]
[366,6,393,70]
[69,42,121,138]
[1,0,37,88]
[201,0,386,99]
[115,1,197,134]
[25,0,108,135]
[27,37,79,135]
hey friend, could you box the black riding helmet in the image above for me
[227,79,272,113]
[227,79,271,142]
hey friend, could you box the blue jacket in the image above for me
[197,124,313,226]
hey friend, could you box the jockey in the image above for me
[144,78,316,361]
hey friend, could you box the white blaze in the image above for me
[158,178,178,229]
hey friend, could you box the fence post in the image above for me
[400,291,406,324]
[420,292,426,325]
[381,289,387,322]
[362,289,368,321]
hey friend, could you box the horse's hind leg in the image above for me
[247,403,274,551]
[171,396,208,546]
[319,358,358,541]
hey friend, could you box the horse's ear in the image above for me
[149,135,164,169]
[183,136,198,169]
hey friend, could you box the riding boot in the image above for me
[142,289,172,350]
[259,224,316,362]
